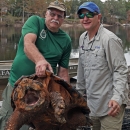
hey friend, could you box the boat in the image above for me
[0,52,130,79]
[0,58,78,79]
[1,57,130,80]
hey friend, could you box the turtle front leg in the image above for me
[5,109,28,130]
[50,92,66,124]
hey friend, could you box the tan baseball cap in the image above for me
[47,1,66,12]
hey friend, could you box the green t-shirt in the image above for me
[9,15,71,87]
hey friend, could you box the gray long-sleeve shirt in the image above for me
[76,24,129,116]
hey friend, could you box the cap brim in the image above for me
[77,7,95,14]
[47,6,65,12]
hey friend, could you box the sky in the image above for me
[101,0,128,2]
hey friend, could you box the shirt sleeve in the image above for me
[76,35,86,95]
[22,15,40,37]
[104,37,129,105]
[59,37,72,69]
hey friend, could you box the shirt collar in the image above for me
[95,24,103,41]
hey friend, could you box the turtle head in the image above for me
[12,77,50,112]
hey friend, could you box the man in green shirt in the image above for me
[0,1,71,130]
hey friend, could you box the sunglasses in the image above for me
[48,10,64,19]
[81,33,95,52]
[78,12,98,19]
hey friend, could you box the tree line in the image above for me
[1,0,130,25]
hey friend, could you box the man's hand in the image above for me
[108,100,120,117]
[35,60,53,77]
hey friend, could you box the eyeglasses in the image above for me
[81,33,96,52]
[78,12,98,19]
[48,10,64,19]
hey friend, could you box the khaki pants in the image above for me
[90,104,126,130]
[0,82,29,130]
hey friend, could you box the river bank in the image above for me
[0,19,113,28]
[61,23,113,28]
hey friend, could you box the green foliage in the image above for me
[69,0,80,14]
[125,1,130,12]
[0,0,130,24]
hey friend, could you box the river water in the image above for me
[0,24,130,60]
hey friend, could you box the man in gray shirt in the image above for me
[76,2,129,130]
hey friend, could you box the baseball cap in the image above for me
[77,2,100,14]
[47,1,66,12]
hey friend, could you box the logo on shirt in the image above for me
[39,29,46,40]
[95,46,100,49]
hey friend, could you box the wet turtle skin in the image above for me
[5,70,93,130]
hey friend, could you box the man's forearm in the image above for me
[57,67,70,83]
[24,42,45,64]
[24,33,45,64]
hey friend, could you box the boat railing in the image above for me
[0,60,13,63]
[0,58,79,79]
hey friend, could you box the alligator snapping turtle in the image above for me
[5,70,92,130]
